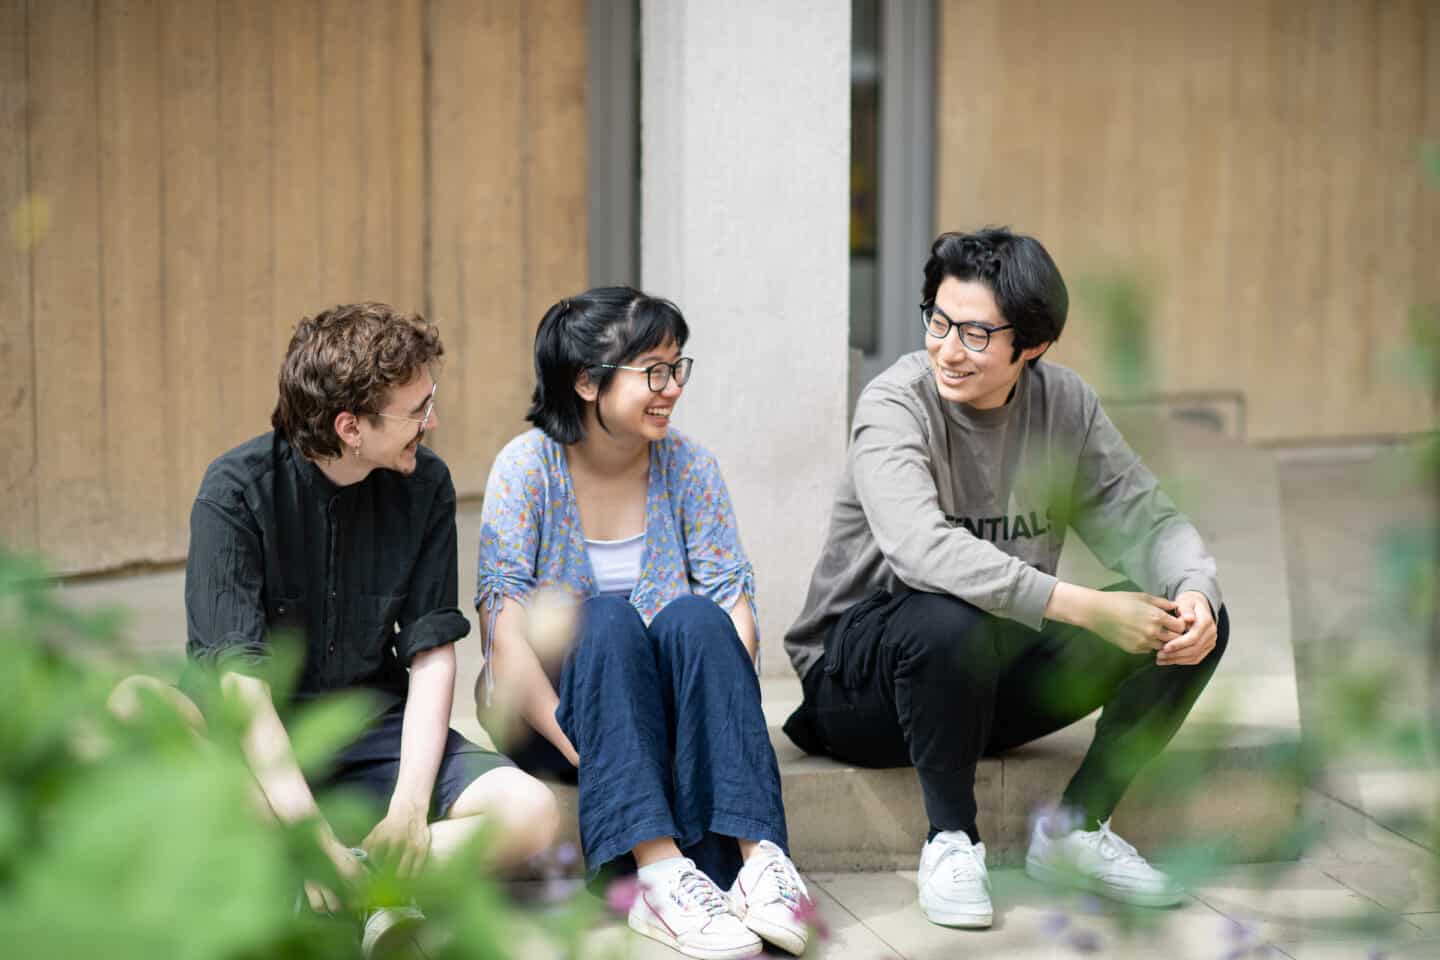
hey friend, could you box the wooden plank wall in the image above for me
[937,0,1440,442]
[0,0,586,573]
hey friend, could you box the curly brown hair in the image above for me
[271,302,445,460]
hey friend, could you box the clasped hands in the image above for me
[1086,588,1217,666]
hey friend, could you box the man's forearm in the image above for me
[389,644,455,813]
[222,672,324,825]
[1043,580,1094,629]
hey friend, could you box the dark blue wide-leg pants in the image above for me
[552,595,788,888]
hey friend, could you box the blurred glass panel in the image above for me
[850,0,880,354]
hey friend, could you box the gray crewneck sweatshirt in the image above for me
[784,352,1222,678]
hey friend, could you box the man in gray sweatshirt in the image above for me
[782,228,1227,929]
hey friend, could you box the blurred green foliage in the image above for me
[0,550,597,959]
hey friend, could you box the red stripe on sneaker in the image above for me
[642,892,678,938]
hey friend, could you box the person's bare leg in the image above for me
[428,767,559,867]
[106,674,206,732]
[632,836,685,866]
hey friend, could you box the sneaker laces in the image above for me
[935,836,985,883]
[755,856,803,908]
[1091,819,1145,865]
[673,869,730,917]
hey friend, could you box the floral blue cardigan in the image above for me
[475,427,758,702]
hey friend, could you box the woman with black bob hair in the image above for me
[476,287,808,959]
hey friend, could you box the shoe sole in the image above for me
[363,915,426,960]
[741,913,807,955]
[1025,856,1185,908]
[627,915,763,960]
[919,901,993,929]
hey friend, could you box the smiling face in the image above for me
[357,370,438,475]
[587,339,685,444]
[926,277,1048,409]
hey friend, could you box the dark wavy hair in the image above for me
[270,302,444,459]
[526,286,689,444]
[922,227,1068,366]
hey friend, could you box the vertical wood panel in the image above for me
[271,0,322,353]
[934,0,998,237]
[1374,0,1425,426]
[218,0,275,442]
[1227,0,1282,422]
[938,0,1439,441]
[1326,2,1377,420]
[357,0,396,303]
[390,0,426,314]
[428,0,526,494]
[0,0,36,553]
[1,0,588,569]
[30,0,107,573]
[99,0,169,561]
[524,0,588,330]
[319,0,365,302]
[162,0,221,544]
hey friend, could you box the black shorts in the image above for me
[318,701,514,821]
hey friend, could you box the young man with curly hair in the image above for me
[115,303,557,954]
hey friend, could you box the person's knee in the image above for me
[1211,604,1230,663]
[496,770,561,859]
[578,595,649,653]
[651,594,730,637]
[107,675,205,731]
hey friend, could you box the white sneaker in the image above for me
[360,905,426,959]
[628,861,762,960]
[729,840,810,955]
[917,832,993,928]
[1025,815,1185,907]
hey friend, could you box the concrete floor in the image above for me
[51,440,1439,959]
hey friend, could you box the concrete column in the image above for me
[641,1,850,672]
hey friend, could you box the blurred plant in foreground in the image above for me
[0,549,599,959]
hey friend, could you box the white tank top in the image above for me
[585,530,645,598]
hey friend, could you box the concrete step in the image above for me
[454,666,1301,873]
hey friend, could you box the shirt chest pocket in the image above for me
[350,593,408,671]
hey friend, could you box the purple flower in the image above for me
[791,894,830,941]
[554,842,580,870]
[1066,929,1102,953]
[1223,915,1259,944]
[605,876,642,915]
[1040,911,1072,938]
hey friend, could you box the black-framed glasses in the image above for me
[919,302,1013,353]
[599,356,695,392]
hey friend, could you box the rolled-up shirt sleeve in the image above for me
[395,470,471,663]
[679,446,756,618]
[185,496,270,671]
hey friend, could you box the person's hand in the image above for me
[305,834,365,913]
[1158,591,1219,666]
[362,800,432,878]
[1084,590,1186,655]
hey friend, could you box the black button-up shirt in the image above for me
[184,432,470,714]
